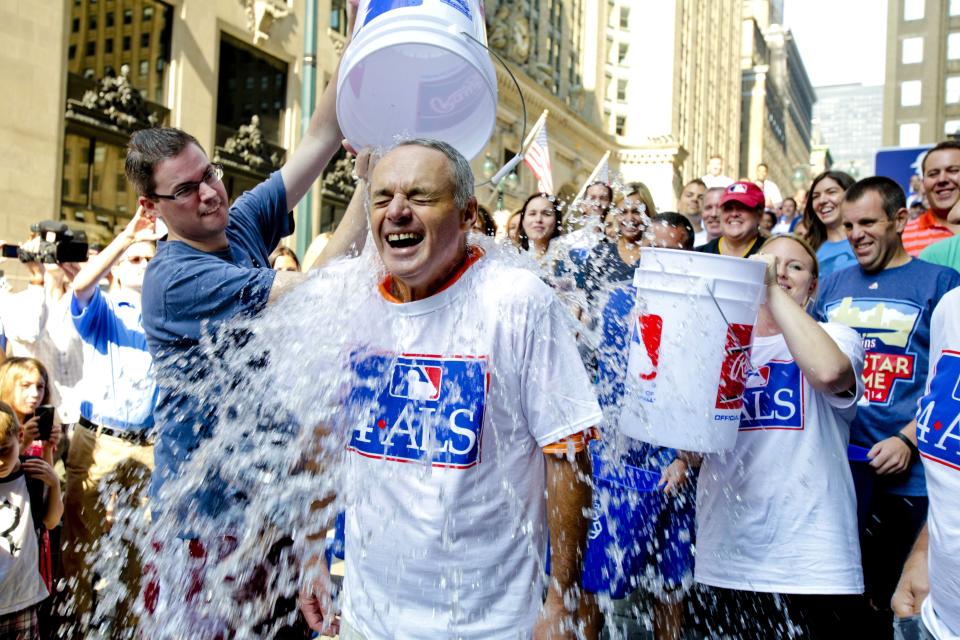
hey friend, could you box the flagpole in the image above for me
[522,109,549,152]
[573,151,612,203]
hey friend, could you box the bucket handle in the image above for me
[704,279,757,373]
[460,32,528,189]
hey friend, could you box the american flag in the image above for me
[524,121,554,194]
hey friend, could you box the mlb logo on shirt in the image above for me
[917,350,960,470]
[347,353,489,469]
[389,363,442,401]
[745,366,770,389]
[739,360,805,431]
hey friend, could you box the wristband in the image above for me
[894,432,918,459]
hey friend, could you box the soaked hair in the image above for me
[126,127,203,197]
[0,401,19,445]
[844,176,907,221]
[394,138,474,210]
[269,246,301,271]
[921,140,960,173]
[650,212,695,249]
[762,233,821,281]
[518,192,563,251]
[802,170,855,251]
[0,358,52,418]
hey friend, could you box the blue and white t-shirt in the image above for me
[814,259,960,496]
[916,287,960,639]
[816,239,857,278]
[141,170,290,517]
[72,288,156,431]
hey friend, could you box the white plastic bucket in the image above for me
[336,0,498,160]
[618,248,767,453]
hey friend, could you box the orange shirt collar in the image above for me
[919,210,949,231]
[378,245,485,304]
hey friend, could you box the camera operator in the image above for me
[0,228,85,428]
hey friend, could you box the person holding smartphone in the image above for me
[0,357,61,466]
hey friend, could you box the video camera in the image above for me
[1,220,88,264]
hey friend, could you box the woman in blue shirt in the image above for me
[802,171,857,277]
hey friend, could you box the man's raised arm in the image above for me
[280,4,357,208]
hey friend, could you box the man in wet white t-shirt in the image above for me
[298,139,602,640]
[892,286,960,640]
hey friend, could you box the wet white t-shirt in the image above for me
[696,322,866,594]
[337,253,603,639]
[917,287,960,639]
[0,471,48,615]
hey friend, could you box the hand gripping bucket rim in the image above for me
[337,0,498,160]
[618,248,767,453]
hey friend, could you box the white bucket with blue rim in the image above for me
[337,0,498,160]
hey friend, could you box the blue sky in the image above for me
[783,0,888,88]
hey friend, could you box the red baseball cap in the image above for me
[719,181,765,210]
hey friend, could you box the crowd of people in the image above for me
[2,11,960,640]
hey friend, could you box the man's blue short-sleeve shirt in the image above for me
[814,259,960,496]
[141,170,292,516]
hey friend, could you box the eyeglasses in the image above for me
[151,164,224,201]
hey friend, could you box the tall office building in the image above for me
[814,84,884,179]
[883,0,960,146]
[740,0,816,200]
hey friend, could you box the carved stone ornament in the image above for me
[78,64,159,130]
[220,115,283,171]
[322,154,358,200]
[242,0,292,45]
[486,2,530,65]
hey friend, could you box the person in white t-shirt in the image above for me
[701,155,734,190]
[891,286,960,640]
[692,234,866,639]
[297,139,603,640]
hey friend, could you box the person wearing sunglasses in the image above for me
[63,205,163,634]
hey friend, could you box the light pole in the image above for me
[481,153,520,235]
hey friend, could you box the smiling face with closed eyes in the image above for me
[368,145,476,302]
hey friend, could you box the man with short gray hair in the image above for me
[298,139,601,639]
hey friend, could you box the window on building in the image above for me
[144,6,154,20]
[618,43,628,64]
[105,38,113,54]
[141,33,150,48]
[124,9,133,24]
[106,12,114,27]
[68,44,77,59]
[217,34,289,145]
[904,0,924,20]
[947,76,960,103]
[900,80,922,106]
[123,35,131,51]
[899,122,921,146]
[615,115,626,136]
[945,120,960,136]
[617,79,627,101]
[139,60,149,76]
[330,0,348,35]
[619,6,630,29]
[949,33,960,60]
[88,15,97,30]
[951,0,960,16]
[72,17,79,32]
[86,41,96,56]
[902,37,923,64]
